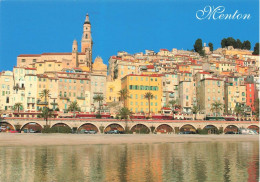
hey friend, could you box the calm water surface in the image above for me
[0,141,259,182]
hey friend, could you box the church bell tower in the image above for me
[81,13,93,65]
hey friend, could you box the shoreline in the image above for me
[0,133,258,146]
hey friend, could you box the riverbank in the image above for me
[0,133,258,146]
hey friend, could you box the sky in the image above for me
[0,0,259,71]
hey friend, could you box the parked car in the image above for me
[105,130,120,134]
[225,131,235,134]
[84,130,97,134]
[179,131,196,134]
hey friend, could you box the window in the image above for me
[136,77,138,81]
[242,92,245,96]
[60,79,62,82]
[135,94,138,99]
[33,59,36,62]
[22,59,26,62]
[186,96,189,100]
[48,64,51,67]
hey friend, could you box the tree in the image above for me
[191,105,200,120]
[168,99,178,120]
[210,101,223,116]
[118,107,133,120]
[68,101,80,117]
[236,39,242,49]
[38,107,54,127]
[208,42,213,52]
[117,107,133,133]
[118,88,129,107]
[193,38,204,56]
[234,103,245,119]
[93,94,104,115]
[252,43,259,55]
[39,89,50,108]
[221,38,227,48]
[242,40,251,50]
[144,92,154,118]
[13,102,23,115]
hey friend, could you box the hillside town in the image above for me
[0,14,259,121]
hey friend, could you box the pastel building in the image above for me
[197,78,225,116]
[0,71,14,111]
[121,74,162,114]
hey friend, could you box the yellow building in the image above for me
[121,74,162,114]
[106,79,122,103]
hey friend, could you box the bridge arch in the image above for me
[203,125,219,134]
[248,125,259,133]
[131,124,150,134]
[156,124,174,134]
[224,125,239,134]
[51,123,72,133]
[0,121,15,132]
[21,122,43,133]
[180,124,196,132]
[104,123,125,133]
[78,123,99,133]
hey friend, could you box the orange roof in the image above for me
[18,54,41,57]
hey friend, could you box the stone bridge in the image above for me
[1,118,259,134]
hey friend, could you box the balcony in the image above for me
[50,102,58,105]
[77,96,85,100]
[37,101,48,105]
[59,96,69,100]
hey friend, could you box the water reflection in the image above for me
[0,142,258,182]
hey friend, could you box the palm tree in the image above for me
[168,99,178,120]
[118,88,129,107]
[144,92,154,118]
[39,89,50,108]
[93,94,104,115]
[118,107,133,120]
[117,107,133,133]
[38,107,54,127]
[68,101,80,117]
[191,105,200,120]
[13,103,23,117]
[210,101,223,117]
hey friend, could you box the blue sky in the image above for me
[0,0,259,71]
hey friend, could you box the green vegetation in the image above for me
[68,101,80,117]
[191,105,200,120]
[39,89,50,108]
[194,38,205,56]
[168,99,178,119]
[208,42,213,52]
[99,126,105,133]
[210,101,223,116]
[13,102,23,115]
[42,125,72,133]
[221,37,251,50]
[150,126,155,133]
[118,88,129,107]
[38,107,54,126]
[144,92,154,118]
[93,94,104,115]
[252,43,259,55]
